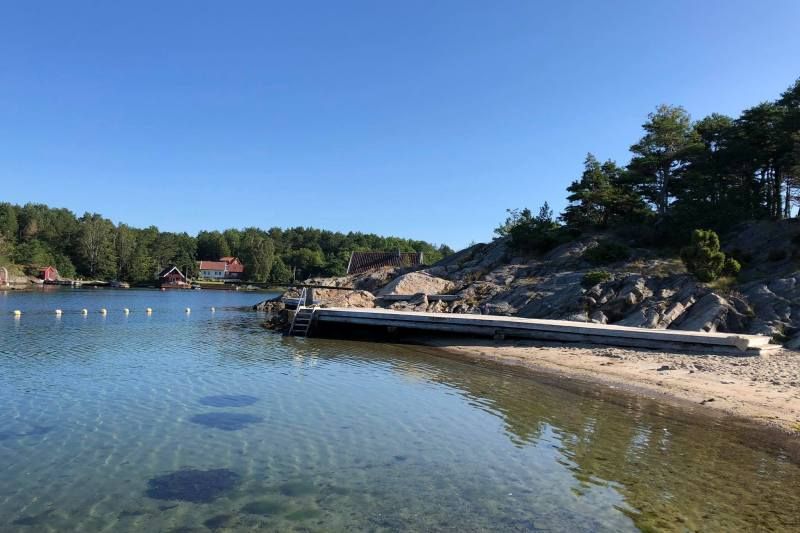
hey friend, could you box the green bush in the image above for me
[582,270,612,287]
[583,240,631,265]
[497,203,569,255]
[680,229,733,282]
[722,257,741,277]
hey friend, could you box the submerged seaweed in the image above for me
[278,479,316,497]
[241,499,287,516]
[198,395,259,407]
[11,510,52,526]
[286,508,322,521]
[0,425,54,441]
[145,469,240,503]
[203,514,236,530]
[189,412,264,431]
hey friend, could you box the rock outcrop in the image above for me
[377,271,454,296]
[740,273,800,342]
[255,221,800,348]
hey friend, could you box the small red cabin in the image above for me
[158,266,188,287]
[39,266,59,282]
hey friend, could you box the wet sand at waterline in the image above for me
[412,337,800,434]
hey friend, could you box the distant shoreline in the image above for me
[1,284,284,293]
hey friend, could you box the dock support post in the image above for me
[305,287,314,306]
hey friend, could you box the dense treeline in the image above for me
[499,78,800,253]
[0,203,452,284]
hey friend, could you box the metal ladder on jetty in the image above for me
[288,288,316,338]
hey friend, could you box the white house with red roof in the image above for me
[197,257,245,280]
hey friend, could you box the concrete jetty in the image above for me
[304,307,777,356]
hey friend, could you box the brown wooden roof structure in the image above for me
[346,251,424,275]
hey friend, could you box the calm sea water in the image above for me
[1,288,798,532]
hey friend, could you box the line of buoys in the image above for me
[11,306,221,317]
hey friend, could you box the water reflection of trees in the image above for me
[283,339,800,532]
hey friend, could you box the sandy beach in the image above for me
[408,337,800,434]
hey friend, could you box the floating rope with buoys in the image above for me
[7,307,221,318]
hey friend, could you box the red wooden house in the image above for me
[39,266,59,282]
[197,257,245,280]
[158,266,188,288]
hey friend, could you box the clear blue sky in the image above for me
[1,1,798,250]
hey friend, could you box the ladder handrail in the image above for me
[288,288,308,336]
[287,293,319,337]
[289,308,315,337]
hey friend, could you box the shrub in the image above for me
[497,203,568,255]
[767,249,787,262]
[722,257,741,277]
[680,229,728,282]
[791,233,800,246]
[582,270,612,288]
[583,240,631,265]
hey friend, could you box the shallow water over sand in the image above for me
[1,288,799,531]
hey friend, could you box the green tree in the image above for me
[239,228,275,282]
[629,105,699,217]
[268,256,292,284]
[496,203,563,254]
[114,224,138,280]
[731,102,790,220]
[196,230,231,260]
[562,154,612,228]
[680,229,739,282]
[52,253,77,278]
[286,247,325,280]
[78,214,117,278]
[672,113,739,231]
[129,239,156,283]
[14,240,54,268]
[0,233,13,265]
[0,203,18,241]
[152,232,196,277]
[561,154,647,229]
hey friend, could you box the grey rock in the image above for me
[673,293,735,332]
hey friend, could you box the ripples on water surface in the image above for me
[1,288,799,532]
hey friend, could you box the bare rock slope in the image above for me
[257,221,800,347]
